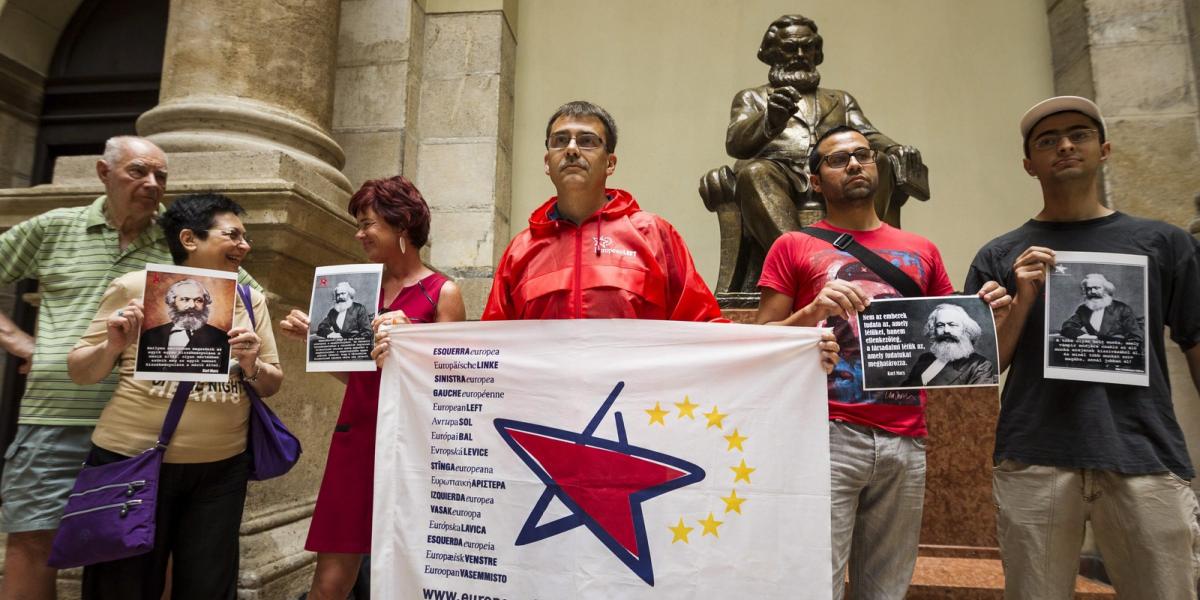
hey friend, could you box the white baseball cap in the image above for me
[1019,96,1106,140]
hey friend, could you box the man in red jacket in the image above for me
[483,101,726,322]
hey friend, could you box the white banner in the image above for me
[374,319,831,599]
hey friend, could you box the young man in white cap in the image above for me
[965,96,1200,598]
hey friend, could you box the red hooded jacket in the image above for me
[482,189,724,322]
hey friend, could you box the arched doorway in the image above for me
[0,0,168,462]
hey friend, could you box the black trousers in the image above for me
[81,446,250,600]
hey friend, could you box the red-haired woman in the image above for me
[280,176,465,599]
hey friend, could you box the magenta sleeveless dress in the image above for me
[305,272,448,553]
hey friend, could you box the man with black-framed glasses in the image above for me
[482,100,725,322]
[966,96,1200,598]
[757,125,1010,599]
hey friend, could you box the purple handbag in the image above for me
[237,284,301,480]
[48,381,194,569]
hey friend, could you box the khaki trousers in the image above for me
[993,460,1200,600]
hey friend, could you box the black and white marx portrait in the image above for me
[858,296,1000,391]
[1045,251,1148,386]
[307,264,383,372]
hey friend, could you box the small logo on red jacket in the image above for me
[593,236,637,257]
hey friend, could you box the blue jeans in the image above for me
[829,420,926,600]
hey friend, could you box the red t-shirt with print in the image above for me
[758,221,955,437]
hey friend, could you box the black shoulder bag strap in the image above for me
[799,227,924,298]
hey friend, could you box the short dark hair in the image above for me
[160,193,245,265]
[808,125,865,174]
[346,175,432,248]
[544,100,618,153]
[1022,110,1106,158]
[758,14,823,67]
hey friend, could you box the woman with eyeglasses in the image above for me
[67,193,282,599]
[279,175,465,600]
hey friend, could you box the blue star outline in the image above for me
[493,381,707,585]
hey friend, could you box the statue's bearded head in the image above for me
[758,15,824,93]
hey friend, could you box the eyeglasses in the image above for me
[1031,129,1099,152]
[208,228,252,246]
[819,148,875,169]
[547,132,605,150]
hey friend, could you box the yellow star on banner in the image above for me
[697,512,724,537]
[721,489,747,514]
[645,402,669,426]
[675,396,699,419]
[730,459,755,484]
[724,428,748,451]
[668,518,694,543]
[703,406,727,429]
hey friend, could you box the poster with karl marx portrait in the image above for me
[1045,251,1149,387]
[306,263,383,372]
[857,295,1000,391]
[134,264,237,383]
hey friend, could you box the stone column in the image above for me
[413,0,517,319]
[137,0,352,193]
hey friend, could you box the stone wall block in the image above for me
[338,0,412,65]
[452,274,492,321]
[334,129,405,189]
[429,208,495,268]
[1092,42,1194,113]
[424,13,504,76]
[1088,0,1187,42]
[0,112,35,185]
[13,117,33,178]
[1054,50,1098,98]
[494,142,512,232]
[497,23,516,154]
[402,0,427,179]
[416,141,497,211]
[1048,0,1091,75]
[333,61,410,129]
[0,5,57,73]
[1105,116,1200,223]
[1186,0,1200,102]
[418,74,502,138]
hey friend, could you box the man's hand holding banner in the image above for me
[374,319,832,599]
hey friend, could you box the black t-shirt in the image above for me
[965,212,1200,479]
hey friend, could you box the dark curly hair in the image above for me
[160,192,245,265]
[346,175,431,248]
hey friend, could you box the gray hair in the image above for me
[164,279,212,306]
[333,281,356,299]
[102,136,160,166]
[1080,273,1115,294]
[923,304,982,342]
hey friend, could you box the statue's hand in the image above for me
[885,145,925,181]
[765,86,802,135]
